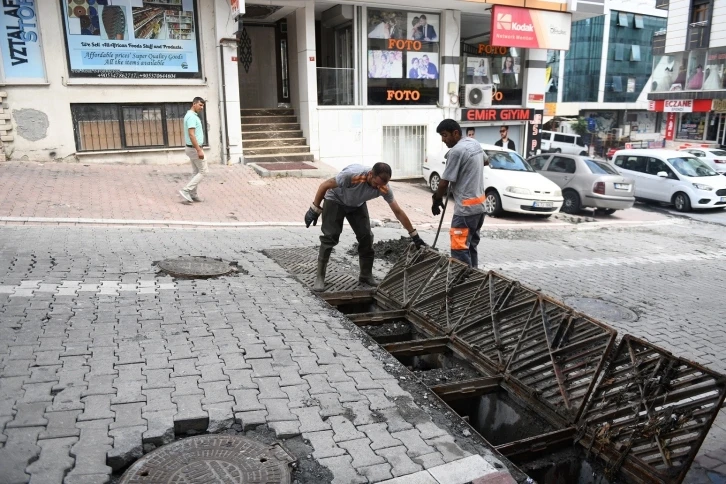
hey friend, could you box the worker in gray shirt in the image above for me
[431,119,488,267]
[305,163,427,291]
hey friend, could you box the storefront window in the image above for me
[703,47,726,90]
[678,112,706,140]
[651,52,689,92]
[685,49,707,90]
[460,44,523,106]
[366,8,439,105]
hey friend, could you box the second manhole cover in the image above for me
[157,256,236,278]
[119,435,293,483]
[564,297,638,323]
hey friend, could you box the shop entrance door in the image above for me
[716,113,726,146]
[238,22,290,108]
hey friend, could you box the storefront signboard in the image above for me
[665,112,676,140]
[490,6,572,51]
[544,102,556,116]
[712,99,726,112]
[528,93,544,103]
[0,0,46,82]
[525,110,543,156]
[59,0,203,79]
[462,108,538,122]
[663,100,693,112]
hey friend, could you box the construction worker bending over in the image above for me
[305,163,427,292]
[431,119,487,268]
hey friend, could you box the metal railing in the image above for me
[317,68,354,106]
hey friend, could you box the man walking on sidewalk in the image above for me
[432,119,487,268]
[304,163,427,292]
[179,97,206,203]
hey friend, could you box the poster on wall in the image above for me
[0,0,46,82]
[60,0,202,79]
[368,50,402,78]
[406,52,438,79]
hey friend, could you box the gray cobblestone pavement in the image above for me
[0,221,725,483]
[0,226,514,484]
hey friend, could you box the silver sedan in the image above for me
[526,154,636,214]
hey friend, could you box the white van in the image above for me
[612,149,726,212]
[541,131,588,155]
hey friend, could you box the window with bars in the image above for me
[382,125,426,178]
[70,103,208,152]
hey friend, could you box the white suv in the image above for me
[541,131,588,155]
[612,149,726,212]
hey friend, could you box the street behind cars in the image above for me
[527,154,635,214]
[613,149,726,212]
[423,143,563,217]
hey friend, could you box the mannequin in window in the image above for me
[687,65,704,90]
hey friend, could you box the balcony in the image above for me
[655,0,669,9]
[317,68,354,106]
[687,21,710,50]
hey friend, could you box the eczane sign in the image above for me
[663,100,693,112]
[490,5,572,51]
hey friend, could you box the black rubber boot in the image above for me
[358,257,378,286]
[313,258,328,292]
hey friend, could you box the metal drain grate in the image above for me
[263,247,373,299]
[376,248,443,308]
[119,435,294,483]
[579,335,726,484]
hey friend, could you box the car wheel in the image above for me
[562,190,581,214]
[429,173,440,192]
[553,148,561,153]
[484,190,503,217]
[597,208,617,216]
[673,192,692,212]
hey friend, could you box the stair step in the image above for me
[242,130,303,140]
[242,123,301,132]
[243,138,307,148]
[243,145,311,156]
[240,108,294,116]
[241,115,298,125]
[245,153,314,163]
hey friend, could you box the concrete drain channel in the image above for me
[265,246,726,484]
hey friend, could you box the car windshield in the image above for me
[585,159,619,175]
[709,150,726,156]
[485,150,534,172]
[667,157,718,177]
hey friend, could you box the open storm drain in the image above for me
[563,296,638,323]
[119,435,294,483]
[156,256,237,278]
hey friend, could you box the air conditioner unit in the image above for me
[620,125,631,136]
[464,84,493,109]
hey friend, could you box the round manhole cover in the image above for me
[119,435,292,483]
[564,297,638,323]
[157,256,235,278]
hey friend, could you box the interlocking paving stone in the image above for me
[0,427,42,484]
[338,437,386,468]
[375,445,424,477]
[234,409,268,430]
[27,436,78,484]
[303,430,346,459]
[39,410,81,440]
[318,455,367,484]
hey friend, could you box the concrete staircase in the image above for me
[240,108,314,164]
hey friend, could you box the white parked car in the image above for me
[679,148,726,174]
[613,149,726,212]
[423,143,564,217]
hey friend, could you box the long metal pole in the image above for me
[431,193,449,249]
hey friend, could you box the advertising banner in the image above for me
[665,112,676,141]
[0,0,46,82]
[60,0,202,79]
[490,5,572,51]
[525,110,544,157]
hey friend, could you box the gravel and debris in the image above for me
[414,363,482,387]
[347,237,412,263]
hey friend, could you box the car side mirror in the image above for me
[657,171,668,178]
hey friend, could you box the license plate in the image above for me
[720,197,726,202]
[614,183,630,190]
[533,201,553,208]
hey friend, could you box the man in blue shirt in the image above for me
[179,97,206,203]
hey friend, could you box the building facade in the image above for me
[1,0,603,178]
[648,0,726,147]
[546,0,667,152]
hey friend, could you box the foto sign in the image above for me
[664,100,693,112]
[491,5,572,51]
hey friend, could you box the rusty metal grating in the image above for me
[263,247,373,296]
[376,247,445,309]
[578,335,726,483]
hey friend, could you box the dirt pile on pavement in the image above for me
[347,237,412,263]
[414,365,482,387]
